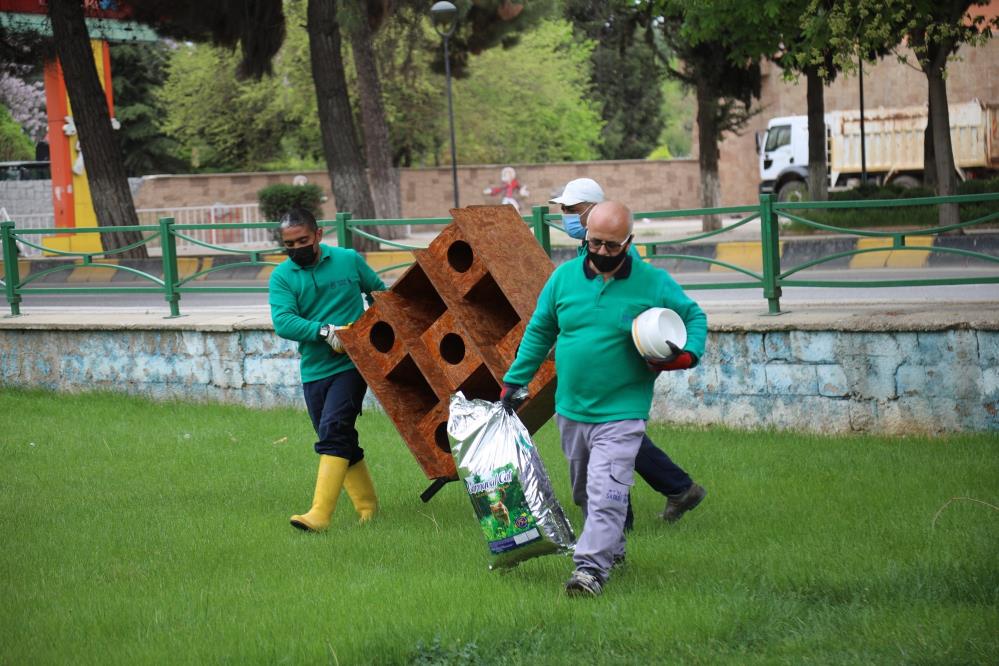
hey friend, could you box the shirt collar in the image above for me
[582,253,633,281]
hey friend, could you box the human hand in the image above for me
[322,324,351,354]
[660,340,681,363]
[483,187,492,195]
[647,342,694,372]
[500,383,526,414]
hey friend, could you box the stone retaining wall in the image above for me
[652,328,997,433]
[2,314,995,434]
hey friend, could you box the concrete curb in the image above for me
[3,301,997,332]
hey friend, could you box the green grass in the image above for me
[2,388,997,665]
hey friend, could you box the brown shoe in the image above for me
[662,483,706,523]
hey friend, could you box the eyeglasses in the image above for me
[586,235,632,252]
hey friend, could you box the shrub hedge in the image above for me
[783,177,999,232]
[257,183,324,222]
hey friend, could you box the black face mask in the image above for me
[588,249,628,273]
[287,243,318,267]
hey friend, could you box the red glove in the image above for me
[647,352,694,372]
[647,342,696,372]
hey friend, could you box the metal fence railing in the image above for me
[3,204,271,258]
[2,193,997,317]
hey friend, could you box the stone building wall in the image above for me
[128,159,702,219]
[0,180,52,218]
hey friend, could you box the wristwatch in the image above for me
[318,324,332,340]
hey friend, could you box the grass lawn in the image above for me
[1,388,997,665]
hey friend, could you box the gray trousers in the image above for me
[556,415,646,581]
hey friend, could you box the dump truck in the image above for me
[758,100,999,201]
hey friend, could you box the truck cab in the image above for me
[758,116,811,201]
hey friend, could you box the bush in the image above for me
[257,183,324,222]
[0,105,34,161]
[783,178,999,232]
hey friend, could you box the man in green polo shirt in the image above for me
[269,208,386,532]
[553,177,708,530]
[502,201,707,596]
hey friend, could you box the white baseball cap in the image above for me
[549,178,605,206]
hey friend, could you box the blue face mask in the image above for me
[563,214,587,240]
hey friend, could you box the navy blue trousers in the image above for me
[302,368,368,463]
[625,433,693,529]
[635,433,692,496]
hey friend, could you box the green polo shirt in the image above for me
[504,255,707,423]
[269,244,386,383]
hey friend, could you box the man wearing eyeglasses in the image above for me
[551,179,708,532]
[501,200,708,597]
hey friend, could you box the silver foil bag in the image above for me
[447,392,576,570]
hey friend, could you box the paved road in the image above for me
[7,267,996,314]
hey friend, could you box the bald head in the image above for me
[586,201,633,241]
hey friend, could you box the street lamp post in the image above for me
[431,1,460,209]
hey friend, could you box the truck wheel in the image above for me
[891,175,921,189]
[777,180,808,203]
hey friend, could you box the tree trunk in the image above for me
[48,0,147,259]
[349,16,403,235]
[307,0,377,252]
[805,66,828,201]
[922,86,937,190]
[924,44,960,230]
[695,78,721,231]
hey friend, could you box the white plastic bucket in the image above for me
[631,307,687,360]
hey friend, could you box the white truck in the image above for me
[758,100,999,201]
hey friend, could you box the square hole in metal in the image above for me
[385,355,438,419]
[457,364,501,402]
[392,264,447,333]
[464,272,519,345]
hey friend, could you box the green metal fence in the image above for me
[2,192,998,318]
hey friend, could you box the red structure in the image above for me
[339,206,557,498]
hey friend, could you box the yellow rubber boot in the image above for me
[343,460,379,523]
[290,455,350,532]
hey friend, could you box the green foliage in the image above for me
[2,388,997,663]
[262,0,323,170]
[648,0,784,65]
[110,42,187,176]
[257,183,324,221]
[373,8,449,167]
[428,0,560,78]
[156,6,593,171]
[453,19,601,164]
[647,144,673,160]
[566,0,667,159]
[158,43,293,171]
[815,0,996,75]
[642,1,767,146]
[0,104,33,161]
[655,75,694,158]
[783,178,999,231]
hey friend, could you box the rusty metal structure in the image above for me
[338,205,557,499]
